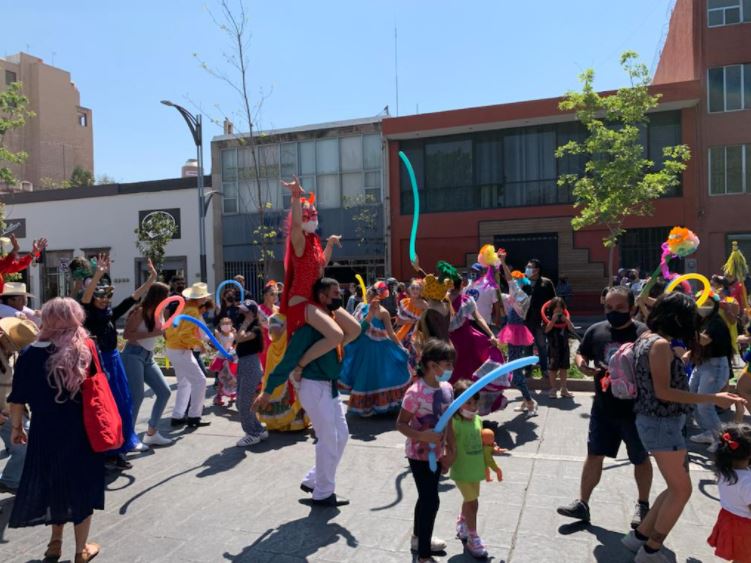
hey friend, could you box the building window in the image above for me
[709,144,751,195]
[727,233,751,266]
[4,70,17,85]
[78,113,88,127]
[41,250,74,301]
[399,111,682,214]
[620,227,684,275]
[708,0,751,26]
[708,63,751,112]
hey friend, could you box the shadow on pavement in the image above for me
[371,467,409,512]
[0,496,14,544]
[223,507,357,561]
[558,521,678,563]
[347,411,398,442]
[484,417,539,450]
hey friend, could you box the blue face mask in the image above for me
[525,267,535,278]
[437,369,452,382]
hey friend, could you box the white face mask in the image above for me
[460,408,477,420]
[302,219,318,234]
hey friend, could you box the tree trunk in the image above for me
[608,245,615,289]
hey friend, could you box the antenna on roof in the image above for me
[394,24,399,117]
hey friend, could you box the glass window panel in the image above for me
[708,67,725,112]
[280,143,297,178]
[726,65,743,110]
[364,171,380,189]
[556,121,587,177]
[238,180,254,213]
[710,147,726,194]
[649,111,681,169]
[300,175,315,193]
[316,139,339,173]
[300,141,315,174]
[744,0,751,21]
[316,174,340,209]
[503,127,556,183]
[709,0,739,8]
[744,64,751,109]
[258,144,279,178]
[726,6,742,22]
[425,138,472,189]
[727,145,744,193]
[340,136,363,171]
[707,10,724,26]
[238,147,255,179]
[342,172,364,203]
[222,149,237,181]
[475,134,503,184]
[363,134,381,169]
[746,145,751,193]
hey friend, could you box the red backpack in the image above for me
[81,339,124,452]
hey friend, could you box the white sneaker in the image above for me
[131,441,150,452]
[410,534,447,553]
[634,545,669,563]
[621,530,646,553]
[259,430,269,440]
[708,440,719,453]
[236,433,262,447]
[689,431,714,444]
[143,432,173,447]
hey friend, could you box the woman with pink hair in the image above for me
[8,297,104,563]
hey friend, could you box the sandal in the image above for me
[43,538,62,562]
[75,542,100,563]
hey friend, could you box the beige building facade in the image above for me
[0,52,93,190]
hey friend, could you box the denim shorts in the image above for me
[635,413,687,452]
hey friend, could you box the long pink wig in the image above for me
[38,297,92,402]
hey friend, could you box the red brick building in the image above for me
[383,0,751,311]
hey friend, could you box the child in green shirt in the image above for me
[447,379,489,558]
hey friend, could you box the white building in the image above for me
[0,177,217,301]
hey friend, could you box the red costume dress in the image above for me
[0,253,34,292]
[280,233,325,338]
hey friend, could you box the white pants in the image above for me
[298,379,349,500]
[166,349,207,419]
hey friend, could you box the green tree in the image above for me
[70,166,94,187]
[343,193,379,249]
[0,82,35,188]
[95,173,117,185]
[134,212,177,272]
[556,51,690,284]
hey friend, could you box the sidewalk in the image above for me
[0,383,723,562]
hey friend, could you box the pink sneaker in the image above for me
[466,533,488,559]
[456,516,468,541]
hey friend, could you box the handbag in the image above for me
[81,339,124,452]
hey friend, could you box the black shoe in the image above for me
[115,455,133,470]
[311,494,349,507]
[557,499,590,523]
[300,484,313,494]
[186,417,211,428]
[170,417,188,427]
[630,501,649,529]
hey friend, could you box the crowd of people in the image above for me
[1,180,751,562]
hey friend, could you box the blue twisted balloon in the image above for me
[215,279,245,307]
[428,355,539,472]
[172,314,234,360]
[398,150,420,268]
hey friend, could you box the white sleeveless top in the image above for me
[135,320,159,352]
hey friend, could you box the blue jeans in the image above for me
[122,343,172,430]
[524,326,548,376]
[0,415,28,490]
[689,357,730,435]
[237,354,264,437]
[508,345,532,402]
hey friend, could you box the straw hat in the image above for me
[182,282,211,300]
[0,317,39,351]
[0,282,33,298]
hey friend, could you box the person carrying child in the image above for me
[210,316,237,407]
[396,338,456,563]
[707,423,751,561]
[445,380,495,559]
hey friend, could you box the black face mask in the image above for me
[326,297,343,312]
[606,310,631,328]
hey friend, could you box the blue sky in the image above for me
[3,0,676,183]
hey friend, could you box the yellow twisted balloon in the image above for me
[355,274,368,304]
[664,273,711,307]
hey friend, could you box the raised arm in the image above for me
[282,176,305,257]
[323,235,342,266]
[132,258,158,301]
[81,253,110,305]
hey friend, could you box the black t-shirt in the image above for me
[84,296,138,353]
[526,277,556,330]
[236,321,263,358]
[700,314,732,360]
[578,319,647,418]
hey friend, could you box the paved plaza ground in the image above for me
[0,380,725,562]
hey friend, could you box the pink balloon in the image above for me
[155,295,185,330]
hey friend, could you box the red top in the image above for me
[280,233,325,314]
[0,253,34,292]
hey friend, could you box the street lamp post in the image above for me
[161,100,207,282]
